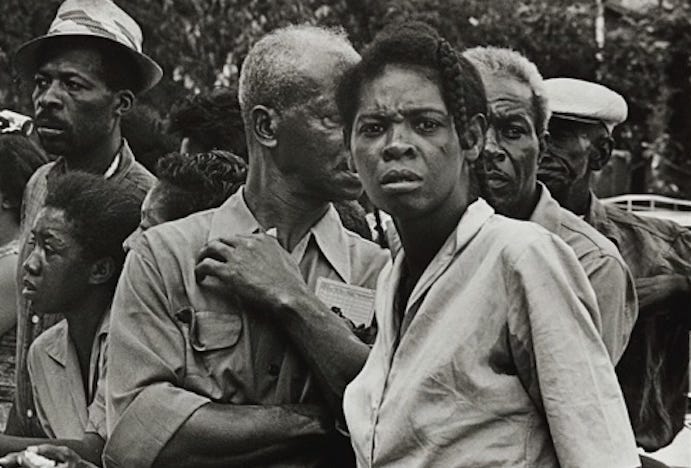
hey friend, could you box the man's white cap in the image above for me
[544,78,628,134]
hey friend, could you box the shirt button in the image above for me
[268,364,280,376]
[26,409,33,418]
[31,315,39,324]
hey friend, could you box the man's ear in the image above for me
[88,257,116,286]
[113,90,135,117]
[589,135,613,171]
[461,114,486,162]
[537,130,549,165]
[250,105,279,149]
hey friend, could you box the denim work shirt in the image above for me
[11,140,154,437]
[104,189,388,468]
[530,183,637,363]
[588,194,691,451]
[27,310,109,440]
[344,199,639,468]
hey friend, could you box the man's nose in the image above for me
[35,81,64,110]
[483,127,507,163]
[22,249,41,276]
[382,125,415,161]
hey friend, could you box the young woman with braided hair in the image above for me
[338,22,639,467]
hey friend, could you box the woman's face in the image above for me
[349,64,471,222]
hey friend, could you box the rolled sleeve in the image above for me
[103,384,208,468]
[508,235,639,468]
[105,239,207,468]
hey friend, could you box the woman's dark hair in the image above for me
[44,171,141,281]
[155,150,248,221]
[336,21,487,143]
[0,134,50,223]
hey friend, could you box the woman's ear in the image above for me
[461,114,487,162]
[250,105,279,149]
[88,257,116,286]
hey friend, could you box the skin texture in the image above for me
[270,55,363,205]
[537,117,608,216]
[349,63,483,282]
[21,208,90,316]
[32,47,131,168]
[477,74,543,219]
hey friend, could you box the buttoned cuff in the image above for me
[103,384,209,468]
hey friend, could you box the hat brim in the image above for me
[13,33,162,94]
[551,113,613,134]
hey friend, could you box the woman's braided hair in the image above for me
[336,21,487,144]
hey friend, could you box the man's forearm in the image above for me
[275,291,370,412]
[0,433,103,466]
[153,403,331,468]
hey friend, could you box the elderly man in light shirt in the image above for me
[463,46,637,364]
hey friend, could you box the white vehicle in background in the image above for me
[602,194,691,228]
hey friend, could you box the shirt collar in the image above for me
[528,183,562,233]
[208,188,352,283]
[46,139,133,180]
[453,197,495,253]
[45,308,111,368]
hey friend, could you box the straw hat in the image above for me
[14,0,162,93]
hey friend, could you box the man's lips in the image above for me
[21,278,37,297]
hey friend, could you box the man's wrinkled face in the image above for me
[477,74,542,217]
[273,51,363,202]
[22,207,91,315]
[32,46,118,158]
[538,118,596,202]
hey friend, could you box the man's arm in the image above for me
[584,253,638,363]
[105,239,331,468]
[0,433,103,466]
[151,403,329,468]
[195,235,371,413]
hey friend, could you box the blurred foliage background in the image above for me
[1,0,690,196]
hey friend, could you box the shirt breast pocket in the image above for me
[177,307,243,399]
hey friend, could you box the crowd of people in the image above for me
[0,0,688,467]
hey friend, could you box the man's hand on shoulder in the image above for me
[195,234,310,313]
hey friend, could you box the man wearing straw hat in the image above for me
[7,0,160,437]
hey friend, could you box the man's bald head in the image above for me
[238,25,360,125]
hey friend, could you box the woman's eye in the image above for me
[416,119,441,133]
[359,123,384,136]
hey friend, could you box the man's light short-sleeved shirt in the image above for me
[344,199,639,468]
[104,188,388,468]
[529,183,637,362]
[27,310,109,440]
